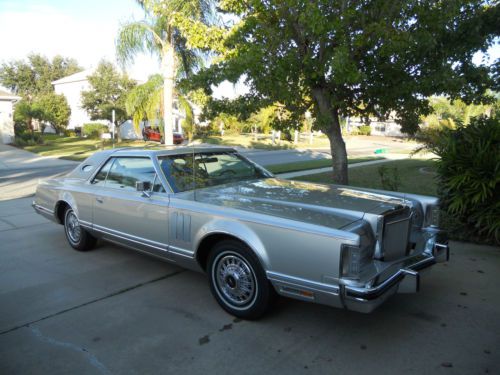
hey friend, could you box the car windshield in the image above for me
[158,152,270,192]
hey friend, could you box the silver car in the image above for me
[33,147,449,319]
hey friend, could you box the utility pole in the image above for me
[112,109,115,148]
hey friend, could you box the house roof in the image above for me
[52,67,145,86]
[0,89,21,101]
[51,69,93,85]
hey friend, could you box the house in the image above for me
[346,113,405,137]
[52,69,188,139]
[0,89,21,144]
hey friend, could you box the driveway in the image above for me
[0,143,77,201]
[0,196,499,375]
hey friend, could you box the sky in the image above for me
[0,0,498,96]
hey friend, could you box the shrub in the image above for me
[378,165,401,191]
[13,132,44,146]
[82,123,108,138]
[421,115,500,244]
[358,125,372,136]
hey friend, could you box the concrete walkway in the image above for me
[275,153,415,179]
[0,143,78,170]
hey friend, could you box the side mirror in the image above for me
[136,181,152,198]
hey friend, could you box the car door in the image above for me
[90,156,170,257]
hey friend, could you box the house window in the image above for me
[375,125,386,132]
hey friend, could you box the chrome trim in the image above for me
[92,223,168,252]
[169,245,195,259]
[267,271,340,296]
[32,202,54,215]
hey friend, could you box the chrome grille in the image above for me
[382,207,413,261]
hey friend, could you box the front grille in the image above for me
[381,207,413,261]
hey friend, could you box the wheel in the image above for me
[160,136,164,144]
[207,240,275,319]
[64,207,97,251]
[143,135,148,141]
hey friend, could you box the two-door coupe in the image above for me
[33,147,449,319]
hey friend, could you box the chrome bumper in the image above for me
[342,237,449,313]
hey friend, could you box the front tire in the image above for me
[207,240,275,319]
[64,207,96,251]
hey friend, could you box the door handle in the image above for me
[96,197,103,203]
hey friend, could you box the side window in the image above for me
[105,157,156,191]
[92,158,114,185]
[92,157,156,191]
[152,174,166,193]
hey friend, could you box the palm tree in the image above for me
[125,73,195,141]
[116,0,213,145]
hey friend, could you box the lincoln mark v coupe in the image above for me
[33,147,449,319]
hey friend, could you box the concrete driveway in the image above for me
[0,196,499,375]
[0,143,77,201]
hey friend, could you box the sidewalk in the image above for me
[0,143,78,171]
[275,153,427,179]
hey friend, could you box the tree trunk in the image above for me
[312,88,348,185]
[162,33,175,147]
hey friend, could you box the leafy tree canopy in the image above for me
[33,93,71,133]
[0,54,82,98]
[81,60,136,129]
[182,0,499,183]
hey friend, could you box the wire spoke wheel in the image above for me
[208,240,275,319]
[215,253,256,306]
[65,210,81,244]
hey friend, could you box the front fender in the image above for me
[193,218,271,270]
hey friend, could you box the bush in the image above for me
[421,115,500,244]
[378,165,401,191]
[358,125,372,136]
[13,132,44,146]
[82,123,108,138]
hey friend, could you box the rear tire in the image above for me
[207,240,275,319]
[64,207,96,251]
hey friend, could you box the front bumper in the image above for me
[342,236,449,313]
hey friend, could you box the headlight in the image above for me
[340,245,362,279]
[425,205,440,227]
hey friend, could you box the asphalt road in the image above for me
[0,197,499,375]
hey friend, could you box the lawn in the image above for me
[22,135,162,161]
[265,156,384,174]
[200,133,332,150]
[294,159,438,196]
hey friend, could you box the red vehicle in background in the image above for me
[142,126,184,145]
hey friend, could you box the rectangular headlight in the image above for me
[340,245,361,279]
[425,205,440,227]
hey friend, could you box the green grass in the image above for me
[266,156,384,174]
[198,133,332,150]
[295,159,438,196]
[22,134,162,161]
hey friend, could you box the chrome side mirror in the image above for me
[136,181,152,198]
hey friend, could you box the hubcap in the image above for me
[214,254,256,307]
[66,211,81,243]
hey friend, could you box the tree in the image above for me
[126,74,196,141]
[116,0,214,145]
[182,0,499,184]
[80,61,136,140]
[423,95,496,129]
[0,53,81,97]
[34,93,71,133]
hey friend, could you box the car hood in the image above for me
[194,178,408,230]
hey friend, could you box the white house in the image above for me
[52,69,188,139]
[0,89,21,144]
[346,113,405,137]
